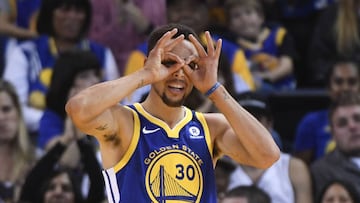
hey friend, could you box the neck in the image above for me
[142,94,185,128]
[54,38,77,53]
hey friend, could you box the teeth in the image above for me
[169,85,183,89]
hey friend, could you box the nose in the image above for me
[173,68,185,78]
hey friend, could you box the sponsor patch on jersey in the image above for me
[189,126,203,139]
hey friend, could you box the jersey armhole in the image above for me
[113,106,141,172]
[195,112,214,160]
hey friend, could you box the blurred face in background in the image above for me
[329,63,360,100]
[331,104,360,156]
[228,5,263,40]
[74,69,100,90]
[0,91,19,142]
[166,0,209,34]
[53,5,86,41]
[321,183,354,203]
[222,197,248,203]
[70,69,101,97]
[44,172,75,203]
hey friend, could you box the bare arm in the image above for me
[289,157,313,203]
[184,31,280,169]
[0,13,37,39]
[66,28,185,140]
[207,87,280,169]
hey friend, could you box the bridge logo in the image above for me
[145,149,203,203]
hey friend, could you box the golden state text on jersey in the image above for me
[102,103,217,203]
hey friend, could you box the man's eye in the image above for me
[162,60,177,68]
[189,62,198,70]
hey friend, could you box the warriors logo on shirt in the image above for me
[145,149,203,203]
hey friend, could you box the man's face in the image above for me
[329,63,360,100]
[331,105,360,156]
[153,40,197,107]
[228,5,263,40]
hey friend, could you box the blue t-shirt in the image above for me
[294,109,331,160]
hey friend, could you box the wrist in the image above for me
[204,82,221,97]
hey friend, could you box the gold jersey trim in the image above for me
[114,106,141,172]
[133,103,192,139]
[195,112,213,160]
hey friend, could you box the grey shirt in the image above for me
[311,149,360,199]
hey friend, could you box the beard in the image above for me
[154,87,187,107]
[161,93,186,107]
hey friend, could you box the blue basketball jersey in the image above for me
[102,103,217,203]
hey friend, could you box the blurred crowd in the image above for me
[1,0,360,202]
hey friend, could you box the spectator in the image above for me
[308,0,360,87]
[215,157,237,201]
[21,50,105,203]
[3,0,119,133]
[236,92,282,149]
[311,92,360,197]
[317,179,360,203]
[34,168,83,203]
[37,50,102,150]
[219,0,297,94]
[270,0,335,87]
[0,79,36,203]
[20,136,105,203]
[221,185,271,203]
[228,92,313,203]
[89,0,166,75]
[293,61,360,165]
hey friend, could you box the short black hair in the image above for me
[225,185,271,203]
[236,92,272,121]
[46,49,101,119]
[36,0,92,39]
[147,23,200,52]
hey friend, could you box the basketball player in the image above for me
[66,23,280,202]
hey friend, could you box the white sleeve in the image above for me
[4,45,29,105]
[3,45,43,132]
[103,48,120,81]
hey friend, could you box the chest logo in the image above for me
[143,126,161,134]
[145,149,203,203]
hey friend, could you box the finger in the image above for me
[154,28,178,50]
[163,52,185,70]
[215,38,222,58]
[189,34,207,57]
[205,31,215,55]
[164,34,185,51]
[183,62,195,77]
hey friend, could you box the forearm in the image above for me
[209,85,280,167]
[0,23,37,38]
[268,56,293,82]
[66,69,152,121]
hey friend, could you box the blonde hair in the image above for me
[0,80,35,181]
[335,0,360,53]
